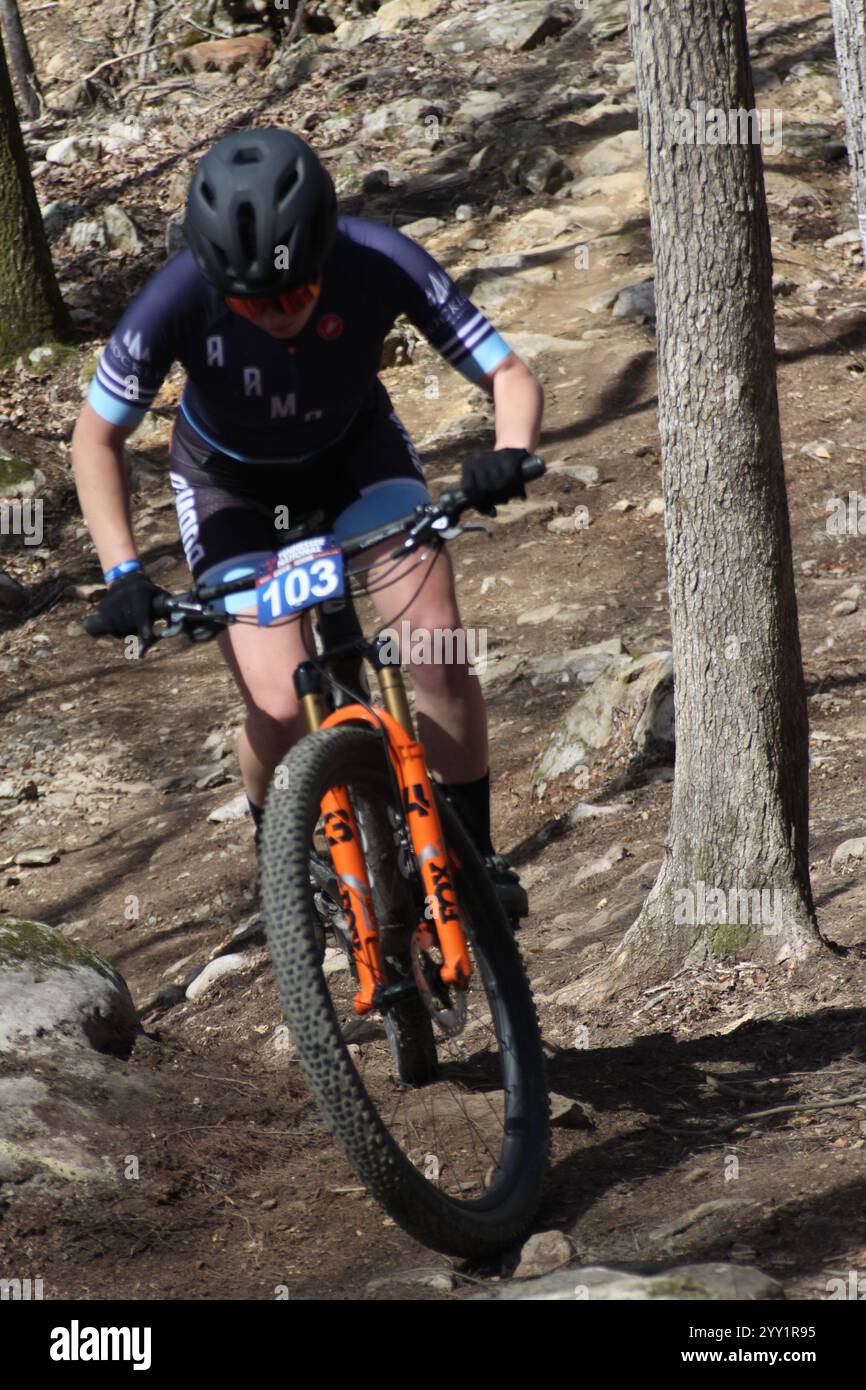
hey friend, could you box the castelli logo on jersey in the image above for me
[317,312,344,341]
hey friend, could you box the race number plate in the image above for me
[255,534,345,625]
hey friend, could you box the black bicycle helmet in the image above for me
[184,127,338,296]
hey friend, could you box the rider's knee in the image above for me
[245,696,304,742]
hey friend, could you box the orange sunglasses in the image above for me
[225,281,321,322]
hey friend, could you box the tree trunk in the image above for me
[615,0,822,983]
[0,0,41,120]
[830,0,866,264]
[0,30,69,357]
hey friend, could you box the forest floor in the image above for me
[2,0,866,1300]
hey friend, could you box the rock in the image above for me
[493,498,559,527]
[14,846,60,866]
[425,3,573,55]
[472,1262,783,1301]
[0,571,27,612]
[549,1093,595,1129]
[185,953,251,1000]
[333,16,382,47]
[323,947,350,976]
[831,837,866,870]
[398,216,445,238]
[800,439,836,461]
[45,134,103,165]
[366,1265,456,1293]
[377,0,446,30]
[67,218,106,252]
[833,599,858,617]
[507,143,573,195]
[381,322,417,367]
[103,204,142,253]
[503,331,588,362]
[533,651,674,796]
[104,121,146,147]
[362,167,390,192]
[208,793,249,824]
[362,97,443,138]
[0,453,46,504]
[612,278,656,323]
[173,36,273,73]
[824,228,861,250]
[779,121,846,161]
[573,842,627,886]
[455,90,508,125]
[0,781,16,799]
[580,130,643,177]
[530,638,625,686]
[643,496,665,516]
[514,1230,574,1279]
[39,200,84,241]
[0,917,138,1055]
[549,461,600,486]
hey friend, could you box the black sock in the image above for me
[437,771,494,858]
[248,798,264,853]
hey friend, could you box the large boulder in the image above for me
[0,918,139,1056]
[424,2,573,55]
[533,650,674,796]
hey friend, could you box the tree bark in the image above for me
[830,0,866,264]
[0,0,41,120]
[615,0,822,983]
[0,29,70,357]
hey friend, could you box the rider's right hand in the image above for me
[96,570,167,644]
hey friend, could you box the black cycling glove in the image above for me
[97,570,167,645]
[461,447,530,516]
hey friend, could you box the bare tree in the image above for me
[830,0,866,264]
[610,0,823,985]
[0,29,69,357]
[0,0,41,120]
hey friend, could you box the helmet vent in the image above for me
[237,201,257,263]
[232,147,262,165]
[275,169,299,203]
[201,181,215,208]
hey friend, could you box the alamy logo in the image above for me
[0,497,42,545]
[50,1321,152,1371]
[0,1276,43,1299]
[377,620,487,673]
[671,100,782,156]
[674,881,784,933]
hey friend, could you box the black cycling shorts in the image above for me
[167,382,430,612]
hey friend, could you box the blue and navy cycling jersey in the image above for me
[87,215,513,464]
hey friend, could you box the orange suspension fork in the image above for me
[320,705,473,1000]
[319,788,385,1016]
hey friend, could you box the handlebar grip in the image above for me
[521,454,546,484]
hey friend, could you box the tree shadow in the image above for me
[540,1004,866,1283]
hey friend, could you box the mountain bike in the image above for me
[86,457,550,1257]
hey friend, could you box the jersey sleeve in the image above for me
[85,254,196,428]
[351,220,514,385]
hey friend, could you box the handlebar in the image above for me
[84,454,546,642]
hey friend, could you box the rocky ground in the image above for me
[2,0,866,1301]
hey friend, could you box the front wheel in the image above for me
[260,724,549,1258]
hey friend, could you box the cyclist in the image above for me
[71,127,544,920]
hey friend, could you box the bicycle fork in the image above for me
[294,659,472,1016]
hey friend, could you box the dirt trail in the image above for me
[2,0,866,1299]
